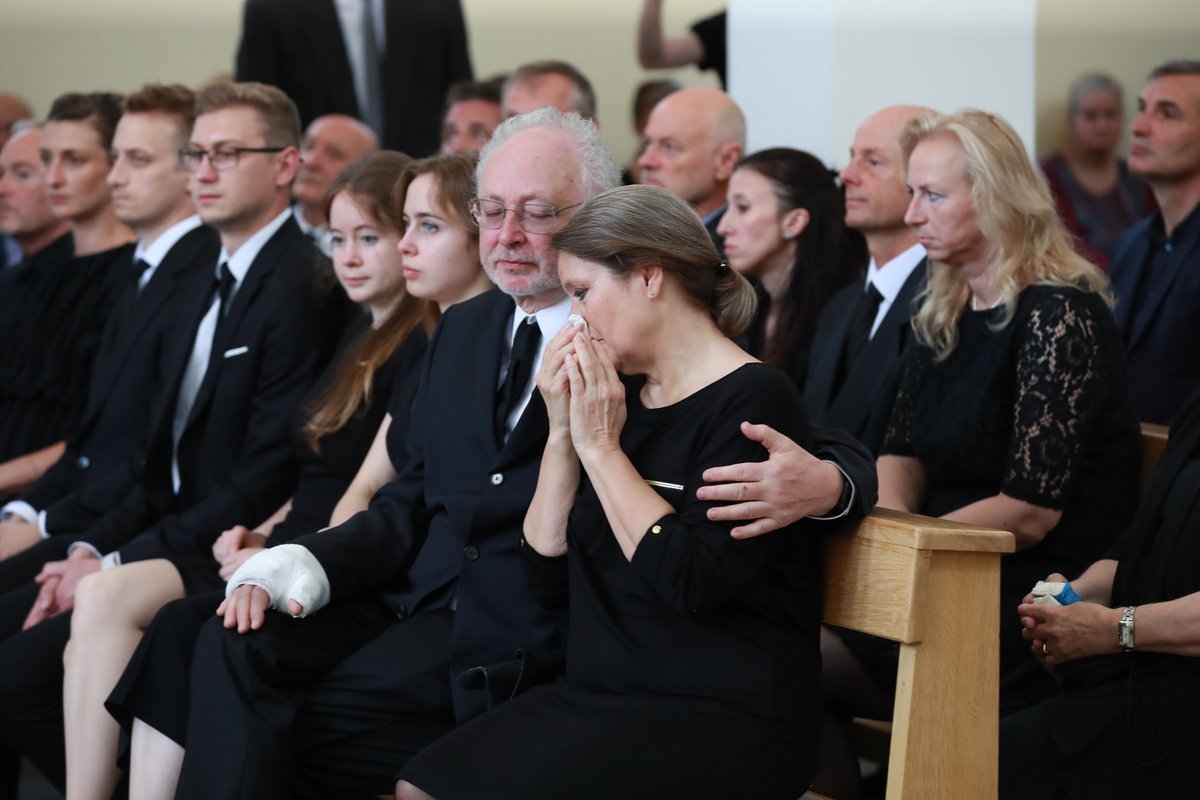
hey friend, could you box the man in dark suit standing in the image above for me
[1109,60,1200,425]
[803,105,933,454]
[0,84,219,578]
[0,82,342,794]
[172,108,875,799]
[236,0,472,157]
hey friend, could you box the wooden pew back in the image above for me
[818,509,1015,799]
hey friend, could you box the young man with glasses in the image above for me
[0,81,346,795]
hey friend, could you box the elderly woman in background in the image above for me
[717,147,867,387]
[395,184,823,800]
[875,109,1141,687]
[1000,383,1200,799]
[1041,73,1155,270]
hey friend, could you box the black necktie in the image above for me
[132,258,152,287]
[495,317,541,445]
[216,262,235,316]
[837,283,884,389]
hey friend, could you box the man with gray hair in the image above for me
[173,107,620,799]
[174,106,873,798]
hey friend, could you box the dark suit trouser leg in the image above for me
[175,597,406,800]
[0,583,42,797]
[290,609,456,799]
[0,609,72,793]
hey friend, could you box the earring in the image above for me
[783,231,796,240]
[647,290,656,299]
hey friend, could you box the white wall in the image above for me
[731,0,1037,169]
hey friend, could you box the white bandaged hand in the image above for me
[226,544,331,617]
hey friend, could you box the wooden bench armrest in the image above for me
[821,509,1014,798]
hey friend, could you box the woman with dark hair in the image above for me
[395,184,822,800]
[717,147,867,386]
[57,152,492,800]
[0,92,136,462]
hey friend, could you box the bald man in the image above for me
[637,86,744,244]
[291,114,378,248]
[804,105,934,454]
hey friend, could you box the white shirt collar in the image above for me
[292,204,331,256]
[864,242,926,304]
[217,207,293,287]
[133,214,203,271]
[509,293,573,349]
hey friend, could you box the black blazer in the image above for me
[80,218,344,561]
[25,226,220,533]
[235,0,473,156]
[804,259,928,454]
[297,289,877,721]
[1109,212,1200,425]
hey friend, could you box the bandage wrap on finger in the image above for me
[226,544,331,617]
[1031,580,1084,607]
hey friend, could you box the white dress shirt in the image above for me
[863,242,926,338]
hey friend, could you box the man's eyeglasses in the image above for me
[469,198,582,234]
[179,146,286,172]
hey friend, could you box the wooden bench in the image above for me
[805,508,1015,799]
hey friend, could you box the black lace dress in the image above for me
[882,284,1140,678]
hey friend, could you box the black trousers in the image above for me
[0,591,72,796]
[0,536,71,799]
[177,601,455,800]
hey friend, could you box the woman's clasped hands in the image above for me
[536,324,626,458]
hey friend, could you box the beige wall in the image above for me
[1,0,1194,162]
[1035,0,1200,158]
[0,0,722,163]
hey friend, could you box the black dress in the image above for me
[104,321,427,743]
[402,363,822,800]
[882,284,1140,678]
[1000,386,1200,798]
[0,238,131,461]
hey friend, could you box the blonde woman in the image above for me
[877,110,1140,684]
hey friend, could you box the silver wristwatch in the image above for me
[1118,605,1137,652]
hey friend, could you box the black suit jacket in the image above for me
[236,0,473,156]
[79,218,343,562]
[297,289,876,722]
[804,259,928,454]
[1109,211,1200,425]
[23,226,220,533]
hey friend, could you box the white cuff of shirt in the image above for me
[227,544,331,618]
[1,500,39,526]
[806,460,854,521]
[66,540,106,561]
